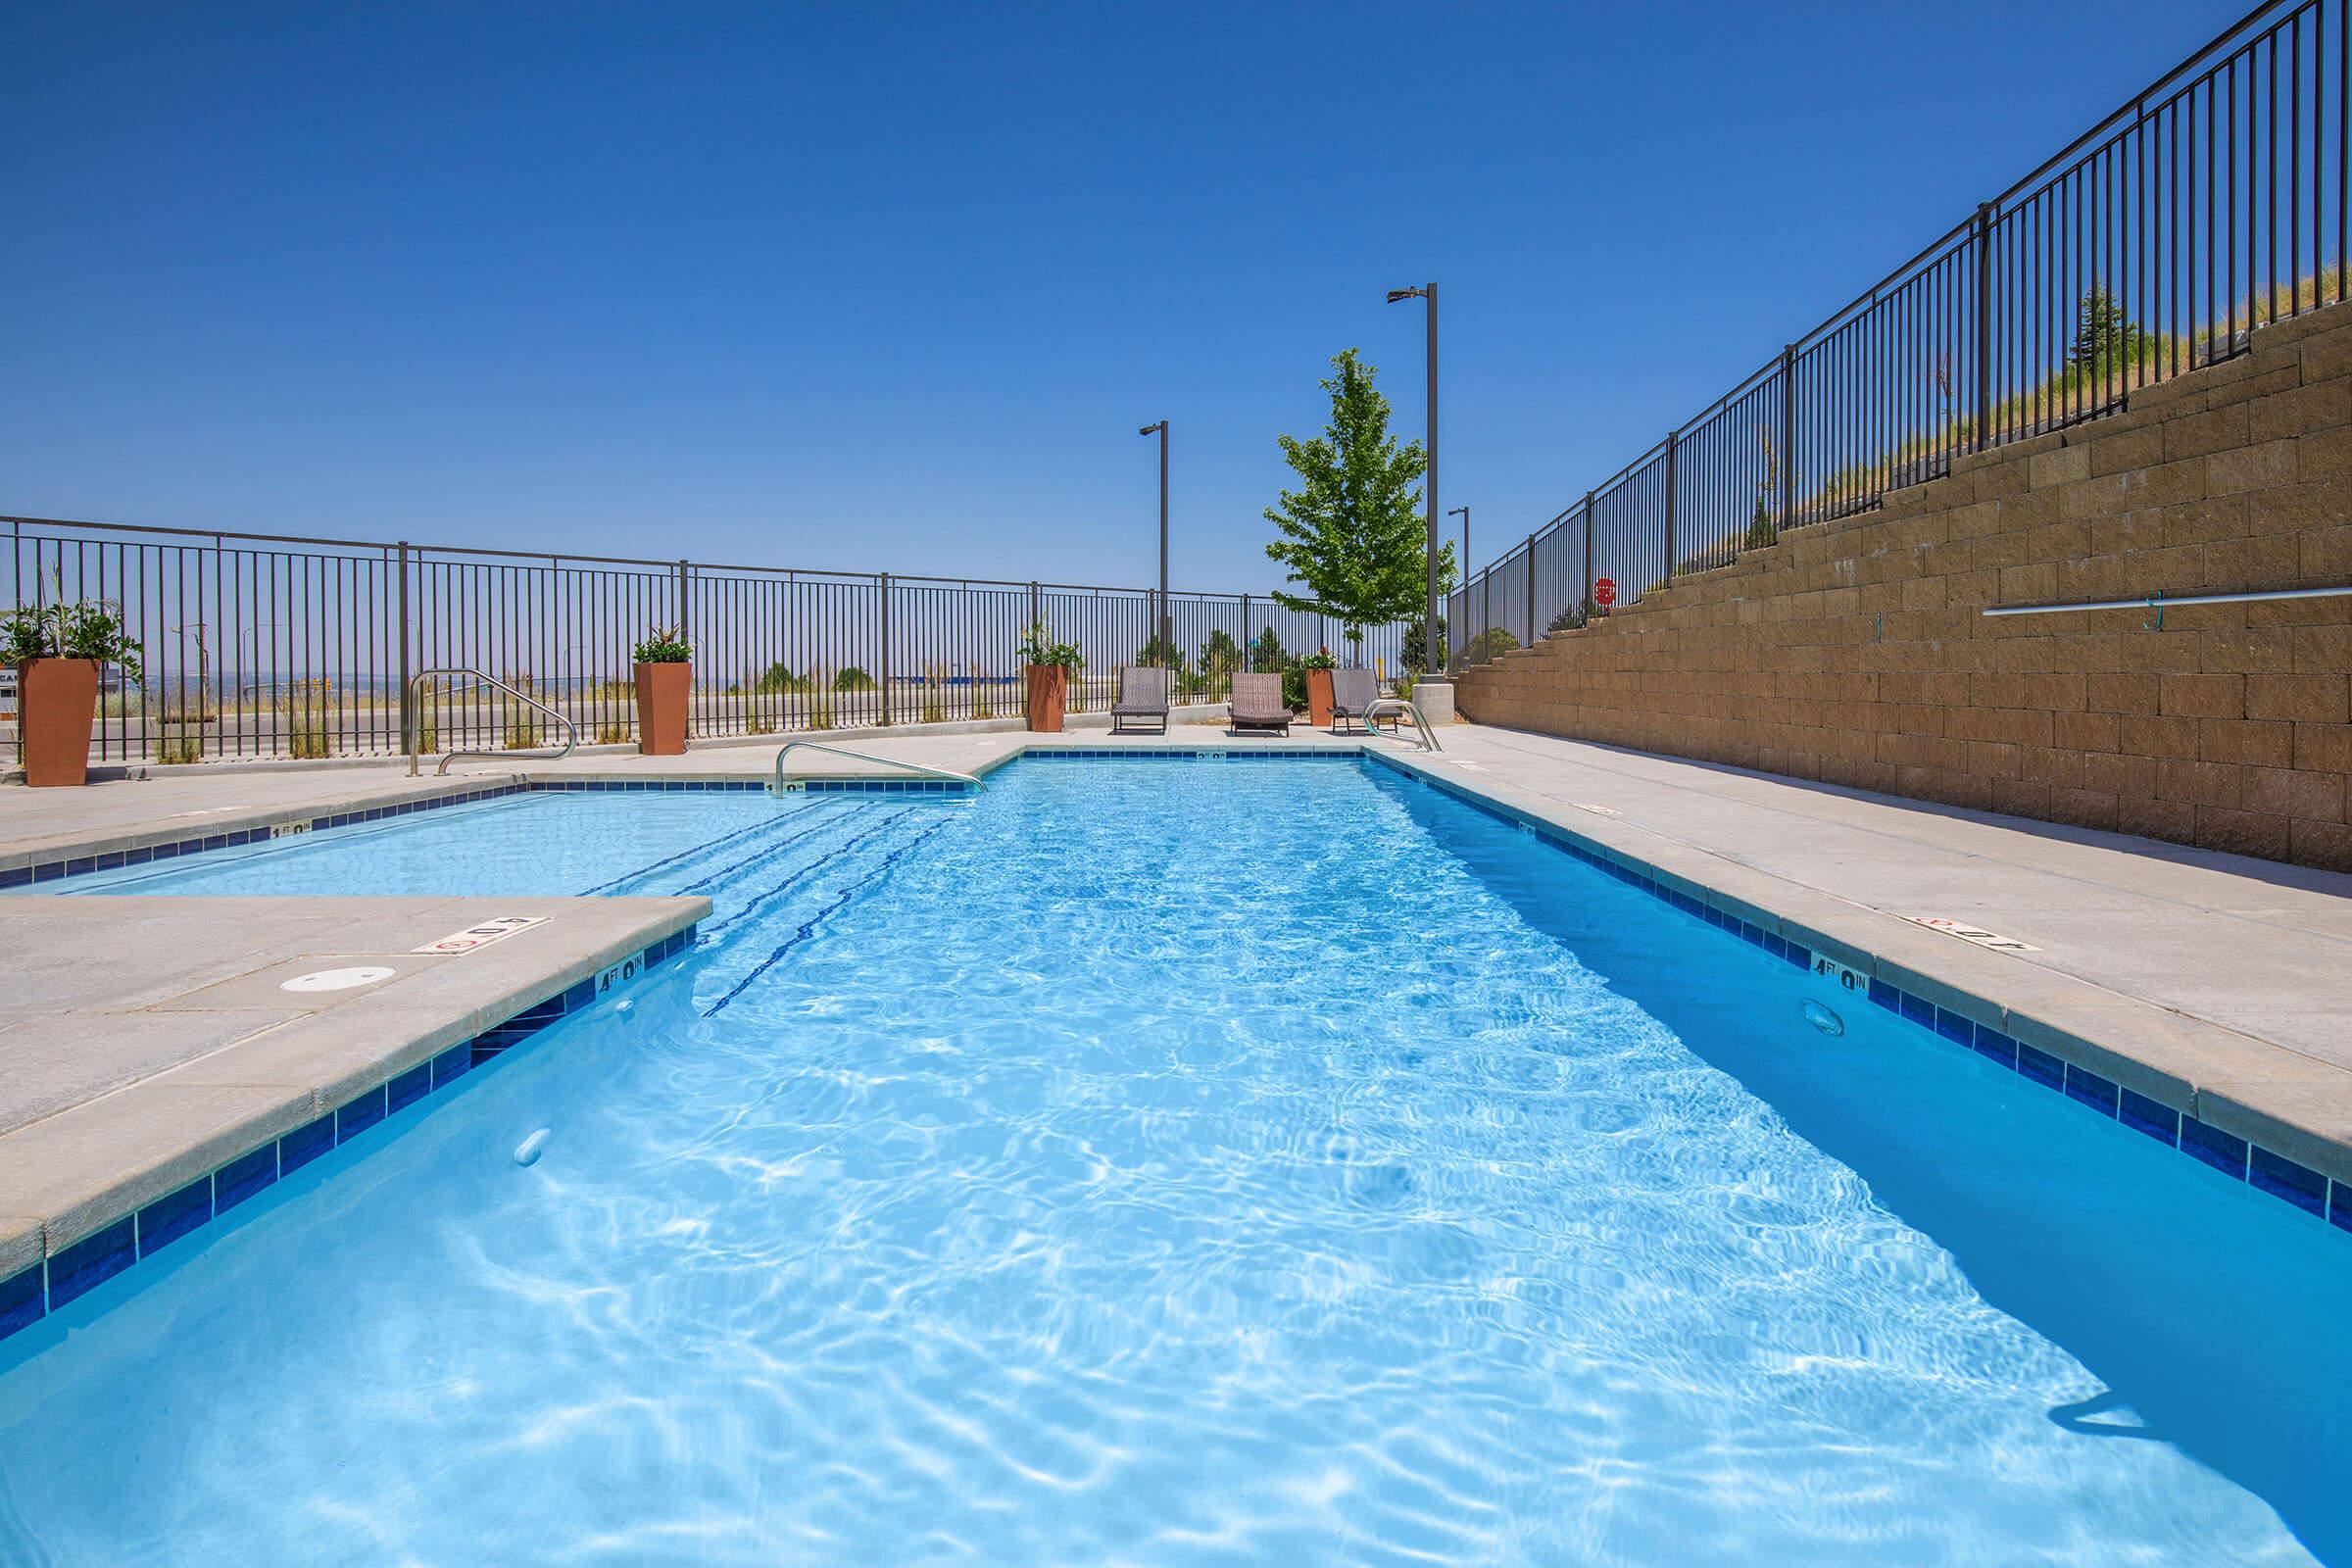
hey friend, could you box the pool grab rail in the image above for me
[406,667,578,776]
[770,740,983,795]
[1364,697,1443,752]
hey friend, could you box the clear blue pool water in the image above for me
[4,760,2347,1565]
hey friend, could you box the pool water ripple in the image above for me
[3,762,2347,1563]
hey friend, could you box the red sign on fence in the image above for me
[1592,577,1618,608]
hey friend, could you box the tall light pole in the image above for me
[1387,283,1438,674]
[1138,419,1169,662]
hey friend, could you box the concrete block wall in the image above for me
[1457,299,2352,870]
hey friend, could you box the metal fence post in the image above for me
[1662,431,1679,586]
[877,571,892,725]
[674,560,690,637]
[396,540,412,761]
[1241,592,1251,668]
[1580,492,1594,615]
[1973,202,1993,453]
[1525,534,1536,644]
[1778,346,1797,530]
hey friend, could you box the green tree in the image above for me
[2068,283,2141,372]
[754,661,794,695]
[1250,624,1287,671]
[1264,349,1454,657]
[832,666,875,692]
[1199,627,1241,676]
[1400,615,1448,672]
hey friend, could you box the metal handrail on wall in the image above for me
[407,667,577,776]
[1984,584,2352,616]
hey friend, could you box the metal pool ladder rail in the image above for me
[770,741,983,795]
[1364,697,1442,752]
[407,667,578,776]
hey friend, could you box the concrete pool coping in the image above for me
[0,894,708,1280]
[3,719,2348,1200]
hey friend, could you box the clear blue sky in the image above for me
[5,0,2236,590]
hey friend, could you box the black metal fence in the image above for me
[5,515,1404,763]
[1451,0,2348,668]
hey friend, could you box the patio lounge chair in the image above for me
[1228,670,1290,735]
[1330,667,1379,734]
[1111,665,1171,735]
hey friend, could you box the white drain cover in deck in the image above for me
[279,965,398,994]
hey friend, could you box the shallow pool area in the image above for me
[4,758,2348,1565]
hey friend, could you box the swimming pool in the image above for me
[4,757,2347,1564]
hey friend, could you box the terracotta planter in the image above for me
[19,659,101,787]
[1024,663,1068,733]
[633,661,692,756]
[1304,667,1335,728]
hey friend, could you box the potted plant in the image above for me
[1301,649,1338,727]
[1016,619,1082,733]
[632,626,693,755]
[3,601,141,787]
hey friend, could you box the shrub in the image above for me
[833,666,876,692]
[594,721,628,746]
[1015,620,1081,669]
[748,714,776,735]
[807,692,836,730]
[504,715,540,751]
[632,625,693,663]
[0,601,143,682]
[156,733,203,765]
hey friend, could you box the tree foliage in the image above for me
[1263,350,1453,647]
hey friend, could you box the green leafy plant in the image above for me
[1015,619,1081,669]
[1263,349,1454,649]
[632,625,693,663]
[754,661,794,694]
[1301,650,1337,670]
[1,601,143,683]
[1463,626,1519,662]
[833,666,876,692]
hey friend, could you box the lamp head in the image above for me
[1138,420,1165,436]
[1386,287,1423,304]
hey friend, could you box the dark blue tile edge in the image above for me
[1352,745,2352,1246]
[0,919,698,1350]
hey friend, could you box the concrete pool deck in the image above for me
[0,894,707,1283]
[2,717,2348,1221]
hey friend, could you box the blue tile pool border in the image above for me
[0,921,698,1350]
[1357,747,2352,1244]
[3,752,1379,887]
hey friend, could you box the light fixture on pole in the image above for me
[1138,420,1170,663]
[1387,283,1440,681]
[1446,505,1468,579]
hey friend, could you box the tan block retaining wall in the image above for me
[1458,300,2352,871]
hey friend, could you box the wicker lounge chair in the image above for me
[1330,667,1379,734]
[1111,665,1171,735]
[1228,671,1291,735]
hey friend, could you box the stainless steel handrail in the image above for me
[407,667,578,776]
[1984,584,2350,616]
[1364,697,1442,752]
[770,740,982,795]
